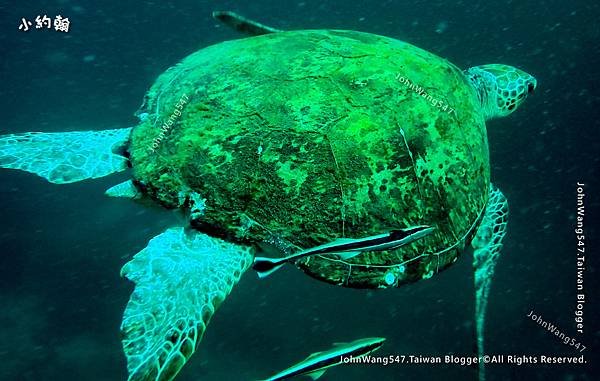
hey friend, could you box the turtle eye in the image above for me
[527,82,535,94]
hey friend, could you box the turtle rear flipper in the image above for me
[0,128,131,184]
[121,227,253,381]
[472,185,509,381]
[212,11,282,35]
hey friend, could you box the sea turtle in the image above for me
[0,11,536,381]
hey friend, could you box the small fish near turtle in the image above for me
[0,10,536,381]
[259,337,386,381]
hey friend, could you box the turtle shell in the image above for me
[128,30,490,289]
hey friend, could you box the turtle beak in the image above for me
[527,78,537,94]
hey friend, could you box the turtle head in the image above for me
[465,64,537,120]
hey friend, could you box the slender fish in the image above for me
[253,225,434,278]
[259,337,386,381]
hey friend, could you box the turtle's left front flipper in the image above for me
[472,186,509,381]
[0,128,131,184]
[120,227,253,381]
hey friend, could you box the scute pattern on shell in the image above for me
[129,30,490,288]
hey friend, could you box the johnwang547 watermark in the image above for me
[395,74,456,115]
[148,93,189,153]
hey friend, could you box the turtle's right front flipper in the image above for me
[120,227,253,381]
[0,128,131,184]
[472,185,509,381]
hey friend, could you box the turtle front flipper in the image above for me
[120,227,253,381]
[212,11,282,36]
[0,128,131,184]
[472,185,508,381]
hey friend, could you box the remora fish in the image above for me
[259,337,386,381]
[253,225,434,278]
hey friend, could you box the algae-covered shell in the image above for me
[129,29,490,288]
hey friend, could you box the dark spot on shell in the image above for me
[435,117,452,138]
[389,187,402,201]
[367,183,377,201]
[379,185,387,192]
